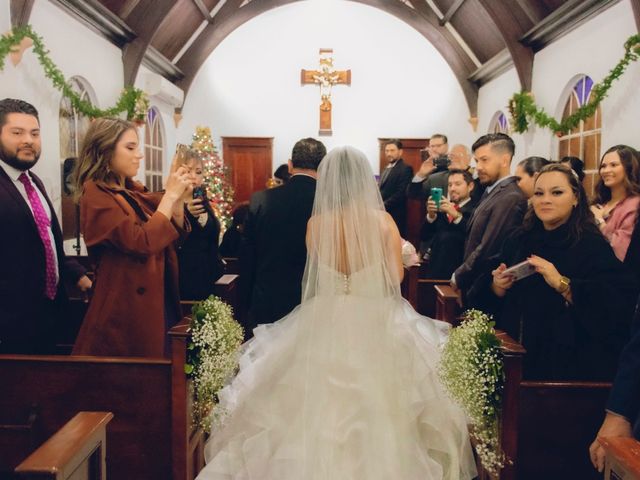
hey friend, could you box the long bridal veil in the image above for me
[302,145,400,301]
[199,146,476,480]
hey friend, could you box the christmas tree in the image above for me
[191,126,234,229]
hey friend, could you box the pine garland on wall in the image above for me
[508,34,640,135]
[0,24,149,122]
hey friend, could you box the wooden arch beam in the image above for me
[10,0,35,27]
[176,0,480,117]
[121,0,178,86]
[477,0,534,91]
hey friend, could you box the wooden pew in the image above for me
[0,320,203,480]
[15,411,113,480]
[415,278,451,318]
[433,283,461,324]
[400,265,420,309]
[599,436,640,479]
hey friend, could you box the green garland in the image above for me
[508,34,640,135]
[0,24,149,121]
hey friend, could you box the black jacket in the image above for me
[241,175,316,335]
[475,224,638,381]
[178,197,224,301]
[420,199,476,279]
[379,159,413,237]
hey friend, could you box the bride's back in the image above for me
[302,146,403,300]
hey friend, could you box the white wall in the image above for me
[478,0,640,167]
[179,0,475,174]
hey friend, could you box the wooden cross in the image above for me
[301,48,351,136]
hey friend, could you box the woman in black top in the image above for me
[178,151,225,300]
[480,164,638,381]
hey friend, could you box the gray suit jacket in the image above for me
[454,176,527,291]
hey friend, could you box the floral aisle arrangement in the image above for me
[185,295,244,433]
[438,309,505,474]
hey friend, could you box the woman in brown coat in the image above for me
[71,118,191,357]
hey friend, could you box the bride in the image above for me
[197,146,476,479]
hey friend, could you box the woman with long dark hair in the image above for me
[479,164,638,380]
[590,145,640,262]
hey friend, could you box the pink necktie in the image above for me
[18,173,57,300]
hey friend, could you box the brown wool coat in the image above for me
[72,180,187,358]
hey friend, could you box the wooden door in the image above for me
[222,137,273,204]
[378,138,429,248]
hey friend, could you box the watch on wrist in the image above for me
[557,275,570,293]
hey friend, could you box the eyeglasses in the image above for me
[429,143,445,149]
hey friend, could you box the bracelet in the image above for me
[556,275,571,293]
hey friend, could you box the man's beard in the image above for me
[0,142,40,171]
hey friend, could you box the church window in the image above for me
[144,107,165,192]
[557,75,601,196]
[489,111,510,134]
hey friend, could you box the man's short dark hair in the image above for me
[430,134,448,145]
[385,139,403,149]
[471,133,515,157]
[447,168,473,185]
[291,138,326,171]
[0,98,39,130]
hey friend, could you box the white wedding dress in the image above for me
[197,147,476,480]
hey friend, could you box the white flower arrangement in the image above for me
[185,295,244,433]
[438,309,505,475]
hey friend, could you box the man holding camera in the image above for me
[407,133,449,201]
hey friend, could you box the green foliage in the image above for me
[508,34,640,135]
[1,25,150,121]
[439,309,505,474]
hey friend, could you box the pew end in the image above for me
[599,436,640,480]
[15,411,113,480]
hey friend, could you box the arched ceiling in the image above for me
[13,0,628,116]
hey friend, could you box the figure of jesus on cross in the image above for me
[301,49,351,136]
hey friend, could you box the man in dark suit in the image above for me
[452,133,527,299]
[407,133,449,201]
[589,294,640,472]
[420,169,476,279]
[0,98,90,354]
[379,139,413,237]
[242,137,326,337]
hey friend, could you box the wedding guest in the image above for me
[560,156,585,182]
[589,294,640,472]
[483,164,637,381]
[71,118,191,358]
[274,164,291,184]
[220,202,249,258]
[178,150,224,300]
[0,98,91,354]
[590,145,640,262]
[514,156,550,199]
[420,169,476,279]
[379,139,413,236]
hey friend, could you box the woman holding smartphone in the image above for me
[71,118,191,358]
[177,149,225,300]
[474,164,638,381]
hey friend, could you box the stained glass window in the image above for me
[144,107,165,192]
[489,111,510,134]
[557,75,601,197]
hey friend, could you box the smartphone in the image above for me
[193,186,205,199]
[431,187,443,209]
[502,260,536,282]
[175,143,189,166]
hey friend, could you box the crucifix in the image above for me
[301,48,351,136]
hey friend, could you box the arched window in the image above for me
[59,76,95,251]
[557,75,601,196]
[489,111,510,134]
[144,107,164,192]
